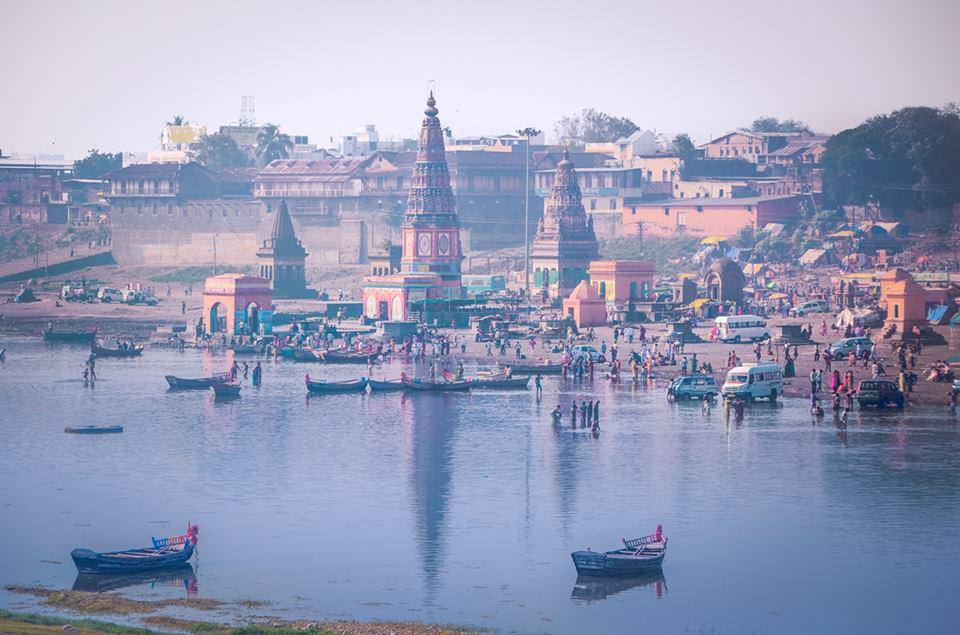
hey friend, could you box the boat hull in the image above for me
[166,375,227,389]
[91,345,144,357]
[43,330,96,343]
[507,363,563,375]
[212,383,241,396]
[571,549,666,576]
[306,379,369,393]
[471,376,530,389]
[402,380,472,392]
[71,542,195,574]
[65,426,123,434]
[368,379,405,391]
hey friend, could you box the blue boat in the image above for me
[571,526,667,577]
[71,524,198,574]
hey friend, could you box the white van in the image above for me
[722,362,783,401]
[97,287,123,303]
[714,315,770,343]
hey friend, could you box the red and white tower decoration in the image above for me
[400,92,463,297]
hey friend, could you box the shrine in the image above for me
[530,149,599,300]
[563,280,607,327]
[256,200,311,298]
[362,93,463,321]
[587,259,656,304]
[202,273,273,335]
[704,257,745,303]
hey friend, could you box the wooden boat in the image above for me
[65,425,123,434]
[42,329,96,343]
[71,525,198,574]
[291,348,320,362]
[165,374,229,390]
[571,527,667,577]
[91,344,144,357]
[212,382,241,397]
[73,565,196,593]
[470,375,530,389]
[367,378,405,392]
[306,377,368,393]
[506,361,563,375]
[322,347,380,363]
[402,379,472,392]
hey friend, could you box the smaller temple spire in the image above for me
[425,91,438,117]
[270,200,298,244]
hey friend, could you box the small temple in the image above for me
[256,200,312,298]
[362,92,463,322]
[530,149,599,300]
[202,273,273,335]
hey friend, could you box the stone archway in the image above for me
[245,302,261,335]
[209,302,227,333]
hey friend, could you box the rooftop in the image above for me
[632,194,803,207]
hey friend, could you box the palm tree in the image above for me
[167,115,186,126]
[255,124,293,165]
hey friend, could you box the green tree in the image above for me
[73,149,122,179]
[255,123,293,165]
[167,115,186,126]
[671,133,696,161]
[821,106,960,212]
[750,116,810,133]
[554,108,639,143]
[189,133,251,168]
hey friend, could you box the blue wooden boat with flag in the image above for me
[571,525,667,577]
[71,524,198,574]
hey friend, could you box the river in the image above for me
[0,336,958,633]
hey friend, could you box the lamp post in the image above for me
[516,127,541,300]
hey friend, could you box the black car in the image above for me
[856,380,905,408]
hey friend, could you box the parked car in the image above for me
[856,380,904,408]
[122,289,158,306]
[667,375,718,401]
[790,299,831,317]
[721,362,783,402]
[571,344,605,362]
[714,315,770,343]
[97,287,123,303]
[828,337,874,358]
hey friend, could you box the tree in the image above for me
[821,106,960,212]
[189,133,251,168]
[750,116,810,133]
[671,133,696,161]
[554,108,639,143]
[255,123,293,165]
[167,115,186,126]
[73,149,122,179]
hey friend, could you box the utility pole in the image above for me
[516,127,541,299]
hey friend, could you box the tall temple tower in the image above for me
[530,149,599,299]
[256,200,311,298]
[399,92,463,298]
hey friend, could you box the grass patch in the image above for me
[0,608,155,634]
[150,266,252,284]
[5,585,224,615]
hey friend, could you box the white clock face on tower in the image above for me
[437,233,451,256]
[418,233,432,256]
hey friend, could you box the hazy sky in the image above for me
[2,0,958,159]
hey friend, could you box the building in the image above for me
[256,200,311,298]
[529,149,599,299]
[148,121,207,164]
[202,273,273,335]
[361,93,463,321]
[587,260,655,303]
[562,280,607,327]
[704,257,745,303]
[621,194,807,238]
[0,157,73,224]
[700,130,815,164]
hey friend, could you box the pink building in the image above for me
[622,195,805,238]
[587,260,655,303]
[563,280,607,327]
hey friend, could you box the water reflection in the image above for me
[570,571,667,604]
[72,565,197,596]
[405,394,457,605]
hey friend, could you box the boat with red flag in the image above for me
[71,524,199,574]
[571,525,668,576]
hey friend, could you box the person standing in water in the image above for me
[593,400,599,424]
[534,373,542,399]
[252,362,262,387]
[551,405,562,426]
[571,401,578,428]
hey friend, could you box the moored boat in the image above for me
[571,526,667,577]
[506,361,563,375]
[91,344,144,357]
[367,378,406,391]
[291,348,320,362]
[42,329,97,343]
[65,425,123,434]
[470,375,530,389]
[305,377,369,393]
[165,374,229,390]
[212,382,241,397]
[402,378,472,392]
[71,524,198,574]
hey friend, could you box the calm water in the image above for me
[1,336,959,634]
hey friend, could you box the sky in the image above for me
[1,0,959,159]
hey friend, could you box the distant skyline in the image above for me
[1,0,959,159]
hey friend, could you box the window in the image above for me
[677,211,686,227]
[663,207,670,216]
[609,199,616,210]
[590,199,597,210]
[719,189,725,198]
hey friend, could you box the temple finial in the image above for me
[425,91,438,117]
